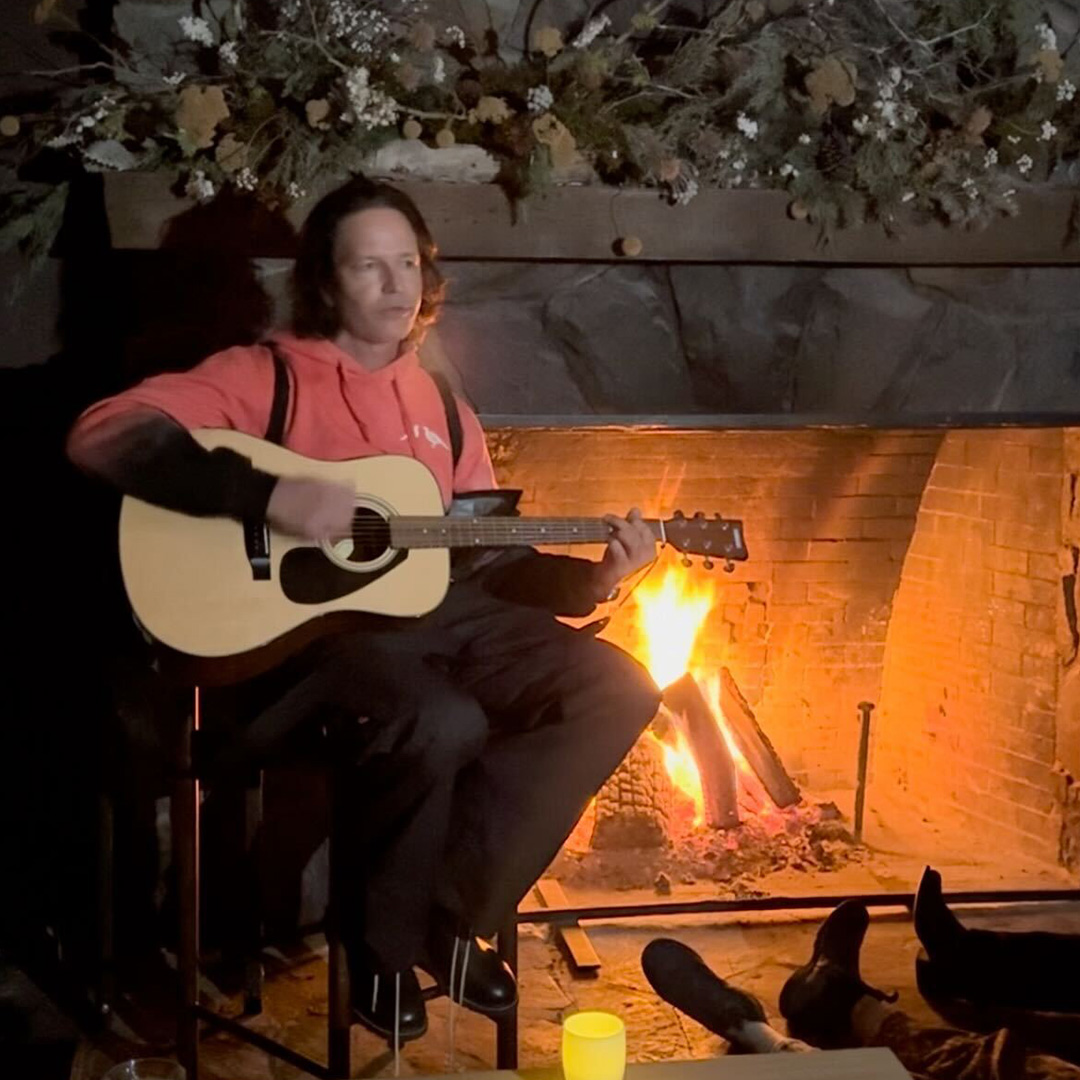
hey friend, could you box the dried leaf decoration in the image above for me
[408,21,436,51]
[532,113,578,170]
[214,132,247,172]
[176,85,229,150]
[963,105,993,145]
[805,56,857,116]
[533,26,564,58]
[306,98,331,129]
[1035,49,1064,84]
[32,0,60,25]
[471,96,512,124]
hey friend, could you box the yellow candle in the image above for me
[561,1010,626,1080]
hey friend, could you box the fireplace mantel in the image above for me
[102,171,1080,266]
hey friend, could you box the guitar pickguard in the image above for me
[279,547,408,604]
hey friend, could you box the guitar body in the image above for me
[119,430,450,663]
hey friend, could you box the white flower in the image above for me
[901,191,916,202]
[888,66,902,86]
[1040,120,1057,141]
[572,13,611,49]
[1035,22,1058,51]
[234,167,257,192]
[327,1,390,55]
[432,55,445,85]
[1016,153,1034,175]
[527,84,554,114]
[344,67,399,129]
[731,158,746,171]
[853,114,872,135]
[984,148,998,167]
[673,176,699,205]
[736,111,758,140]
[962,177,978,200]
[185,170,215,202]
[797,133,812,145]
[1002,188,1017,198]
[179,15,214,47]
[286,181,306,201]
[218,41,239,66]
[444,25,466,48]
[1058,80,1076,103]
[163,72,186,87]
[779,163,794,177]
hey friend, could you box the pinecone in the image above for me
[591,736,674,850]
[816,125,854,183]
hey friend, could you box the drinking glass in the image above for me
[101,1059,186,1080]
[561,1010,626,1080]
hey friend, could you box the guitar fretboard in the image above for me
[387,517,663,549]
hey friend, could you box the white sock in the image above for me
[734,1020,816,1054]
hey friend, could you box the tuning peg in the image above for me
[694,511,705,520]
[681,555,692,568]
[673,510,685,520]
[723,559,735,573]
[703,557,714,570]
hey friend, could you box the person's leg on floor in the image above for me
[642,938,813,1053]
[915,866,1080,1013]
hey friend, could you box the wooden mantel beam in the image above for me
[103,171,1080,265]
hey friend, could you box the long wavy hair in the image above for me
[290,176,445,344]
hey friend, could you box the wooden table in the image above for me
[454,1047,911,1079]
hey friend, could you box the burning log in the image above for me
[719,667,801,809]
[662,673,740,829]
[591,737,674,849]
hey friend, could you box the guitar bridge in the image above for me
[244,517,271,580]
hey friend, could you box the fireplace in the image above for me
[481,424,1080,904]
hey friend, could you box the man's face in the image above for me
[330,207,424,346]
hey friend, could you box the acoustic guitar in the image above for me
[119,430,748,675]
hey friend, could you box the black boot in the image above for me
[349,951,428,1044]
[914,866,1080,1013]
[779,900,896,1049]
[420,910,517,1017]
[642,938,767,1039]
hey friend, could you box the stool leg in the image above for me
[96,790,116,1016]
[241,772,264,1017]
[496,919,519,1070]
[326,775,352,1078]
[175,691,201,1080]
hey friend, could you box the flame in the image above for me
[634,567,716,824]
[633,567,781,830]
[634,569,716,689]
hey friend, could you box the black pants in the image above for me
[213,579,660,971]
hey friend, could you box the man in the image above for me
[67,176,661,1043]
[643,869,1080,1080]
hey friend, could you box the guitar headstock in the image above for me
[663,512,748,571]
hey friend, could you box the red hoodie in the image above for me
[70,332,496,506]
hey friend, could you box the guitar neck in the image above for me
[388,517,663,550]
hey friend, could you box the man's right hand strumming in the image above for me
[266,477,357,540]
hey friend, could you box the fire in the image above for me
[634,568,716,824]
[633,567,781,829]
[634,568,716,689]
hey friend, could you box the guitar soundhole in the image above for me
[347,507,392,563]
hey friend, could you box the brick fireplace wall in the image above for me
[872,430,1067,863]
[486,427,940,792]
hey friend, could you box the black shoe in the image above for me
[642,938,767,1039]
[421,921,517,1017]
[778,900,896,1049]
[349,957,428,1044]
[914,866,967,962]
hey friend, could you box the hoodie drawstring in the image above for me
[393,972,402,1077]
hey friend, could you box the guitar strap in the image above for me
[263,342,464,471]
[265,344,291,446]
